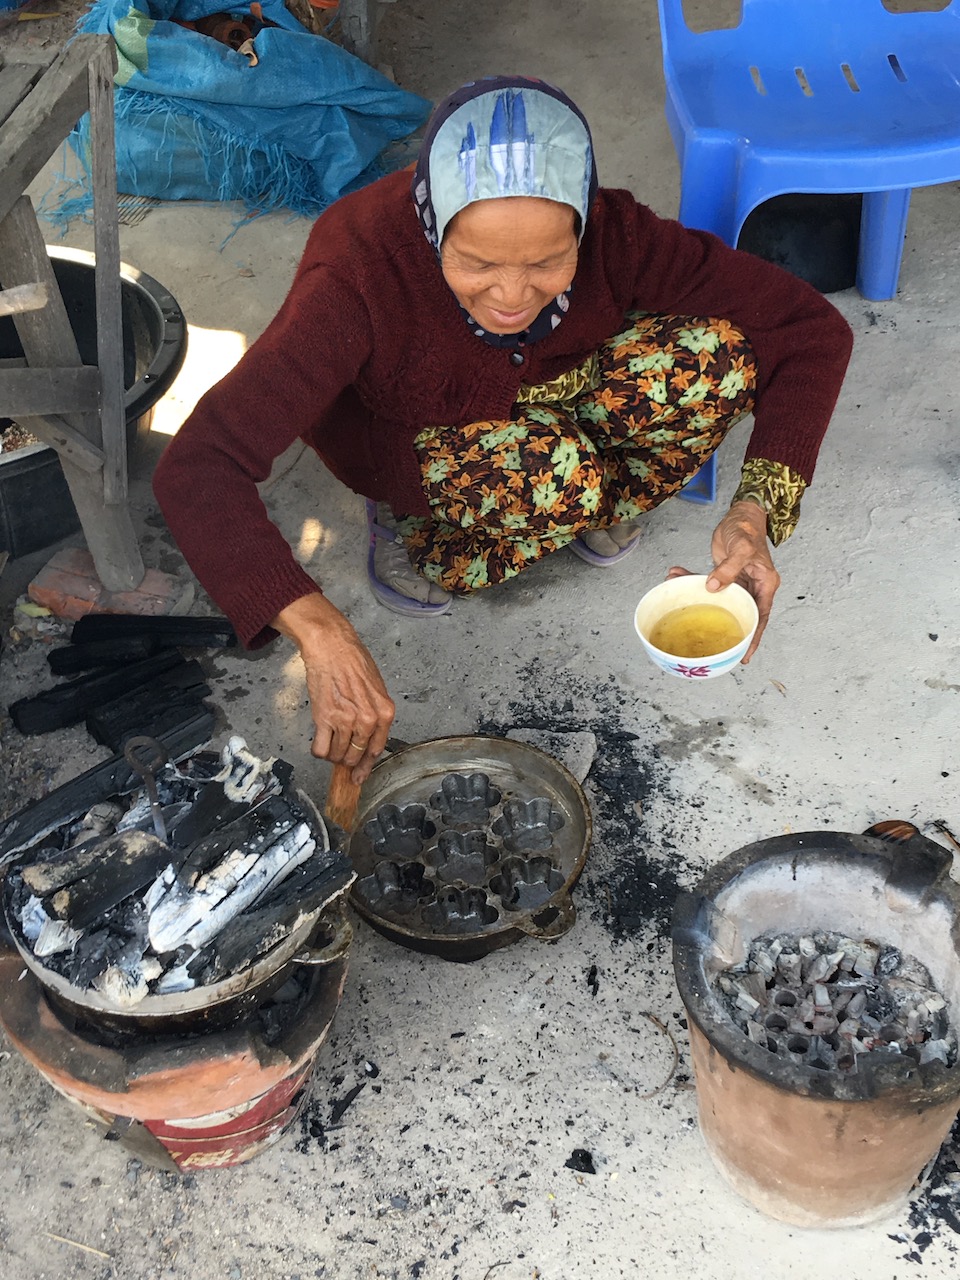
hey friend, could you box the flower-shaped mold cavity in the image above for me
[363,803,435,859]
[492,797,565,853]
[490,856,565,912]
[430,772,502,826]
[358,861,434,916]
[422,887,499,934]
[429,829,499,885]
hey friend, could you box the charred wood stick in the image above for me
[0,710,214,862]
[186,863,354,982]
[71,614,237,649]
[49,832,170,931]
[9,651,184,734]
[91,700,214,756]
[85,660,210,750]
[47,635,160,674]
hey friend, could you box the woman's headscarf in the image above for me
[412,76,599,347]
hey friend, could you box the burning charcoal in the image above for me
[93,962,150,1009]
[147,819,316,953]
[688,921,953,1074]
[846,991,867,1020]
[67,801,124,847]
[753,949,776,982]
[48,832,169,932]
[796,997,816,1026]
[738,972,767,1004]
[34,917,82,957]
[809,1037,838,1071]
[152,964,195,994]
[68,929,127,987]
[806,951,843,984]
[18,894,48,943]
[746,1019,768,1046]
[850,942,880,978]
[736,990,761,1015]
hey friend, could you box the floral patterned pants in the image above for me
[397,312,757,592]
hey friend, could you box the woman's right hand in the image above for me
[272,592,395,783]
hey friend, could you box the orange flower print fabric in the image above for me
[398,313,757,592]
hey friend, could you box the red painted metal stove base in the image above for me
[0,946,347,1170]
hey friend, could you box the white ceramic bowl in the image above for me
[633,574,759,679]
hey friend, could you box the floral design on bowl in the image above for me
[363,803,436,859]
[490,856,566,912]
[492,797,565,853]
[430,772,502,826]
[358,861,434,916]
[422,887,499,934]
[428,829,499,885]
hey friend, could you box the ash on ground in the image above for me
[717,931,957,1073]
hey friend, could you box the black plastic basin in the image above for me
[0,248,187,559]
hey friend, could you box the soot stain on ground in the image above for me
[895,1115,960,1262]
[479,666,703,940]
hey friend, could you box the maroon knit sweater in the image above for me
[153,169,853,648]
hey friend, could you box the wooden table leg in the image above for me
[0,197,144,591]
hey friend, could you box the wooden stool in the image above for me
[0,36,144,592]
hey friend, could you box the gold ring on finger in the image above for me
[350,739,367,751]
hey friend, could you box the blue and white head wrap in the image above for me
[412,77,599,347]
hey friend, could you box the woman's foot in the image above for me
[367,501,453,615]
[569,519,643,565]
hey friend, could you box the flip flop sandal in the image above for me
[568,530,643,566]
[366,500,453,616]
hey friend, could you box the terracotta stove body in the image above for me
[673,829,960,1228]
[0,944,347,1170]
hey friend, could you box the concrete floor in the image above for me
[2,0,960,1276]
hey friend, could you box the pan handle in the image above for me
[515,894,577,941]
[293,917,354,967]
[863,819,953,911]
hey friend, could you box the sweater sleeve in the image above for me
[153,258,373,649]
[622,202,854,484]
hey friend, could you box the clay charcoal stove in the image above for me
[716,930,958,1073]
[2,737,355,1028]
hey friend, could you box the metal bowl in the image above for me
[348,736,592,962]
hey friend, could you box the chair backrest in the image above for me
[658,0,958,58]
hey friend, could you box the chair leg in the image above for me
[676,144,740,246]
[857,189,912,301]
[677,452,717,505]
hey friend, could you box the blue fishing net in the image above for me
[71,0,431,216]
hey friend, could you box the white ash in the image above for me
[716,930,958,1073]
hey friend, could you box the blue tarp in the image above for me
[73,0,431,216]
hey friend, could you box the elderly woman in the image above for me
[154,76,853,783]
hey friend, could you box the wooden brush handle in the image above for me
[325,762,362,832]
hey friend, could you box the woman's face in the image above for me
[440,197,579,335]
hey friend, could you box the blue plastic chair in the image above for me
[677,454,717,504]
[657,0,960,302]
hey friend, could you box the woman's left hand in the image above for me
[668,500,780,663]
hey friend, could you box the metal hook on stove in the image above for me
[124,735,171,844]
